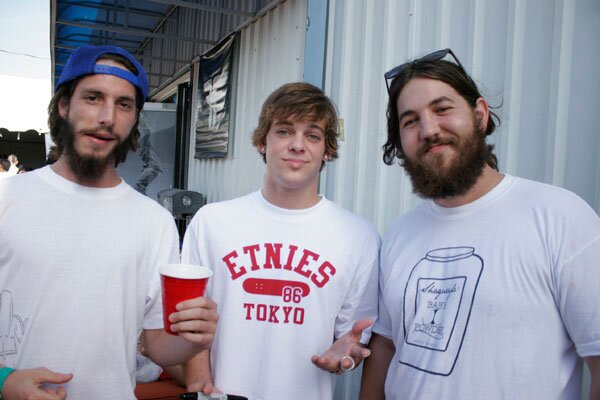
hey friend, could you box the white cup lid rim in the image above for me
[159,263,213,279]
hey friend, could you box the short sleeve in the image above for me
[143,216,180,330]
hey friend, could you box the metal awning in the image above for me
[50,0,281,98]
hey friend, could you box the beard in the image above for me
[61,120,129,180]
[402,116,489,199]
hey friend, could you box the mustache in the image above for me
[417,135,457,157]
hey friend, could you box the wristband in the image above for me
[0,367,15,399]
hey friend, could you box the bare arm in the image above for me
[164,350,214,395]
[143,296,218,367]
[585,356,600,400]
[359,333,395,400]
[183,350,216,394]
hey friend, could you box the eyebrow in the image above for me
[80,88,136,104]
[398,96,454,122]
[117,95,136,104]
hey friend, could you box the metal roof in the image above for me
[50,0,282,98]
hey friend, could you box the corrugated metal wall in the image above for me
[186,0,307,202]
[323,0,599,398]
[144,0,272,92]
[322,0,600,238]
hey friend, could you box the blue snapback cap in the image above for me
[57,45,149,100]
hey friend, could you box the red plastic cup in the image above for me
[159,263,213,335]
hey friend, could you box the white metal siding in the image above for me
[144,1,268,92]
[186,0,307,202]
[323,0,600,238]
[324,1,598,397]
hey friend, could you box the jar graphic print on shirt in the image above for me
[400,247,483,376]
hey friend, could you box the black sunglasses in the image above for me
[384,48,466,94]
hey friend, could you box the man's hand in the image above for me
[2,367,72,400]
[311,319,373,374]
[168,296,218,346]
[144,297,218,366]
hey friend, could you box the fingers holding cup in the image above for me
[160,264,213,335]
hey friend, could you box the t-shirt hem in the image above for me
[576,340,600,357]
[371,325,393,340]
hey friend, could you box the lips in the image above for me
[89,135,113,142]
[283,158,307,167]
[87,132,113,140]
[82,129,116,145]
[426,143,449,154]
[418,138,456,157]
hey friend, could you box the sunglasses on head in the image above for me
[384,48,466,94]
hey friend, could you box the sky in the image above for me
[0,0,51,131]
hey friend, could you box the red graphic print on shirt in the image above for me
[221,242,337,326]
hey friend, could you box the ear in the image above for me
[474,97,490,131]
[58,97,69,119]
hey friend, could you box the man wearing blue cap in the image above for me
[0,46,218,400]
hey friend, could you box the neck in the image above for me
[433,165,504,208]
[51,156,121,188]
[261,183,321,210]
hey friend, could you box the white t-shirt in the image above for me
[375,174,600,399]
[181,190,380,400]
[0,166,179,399]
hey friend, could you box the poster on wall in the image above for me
[117,103,177,201]
[194,34,235,159]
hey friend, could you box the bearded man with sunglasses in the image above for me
[360,49,600,399]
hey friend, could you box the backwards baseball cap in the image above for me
[57,45,149,101]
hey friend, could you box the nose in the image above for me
[418,112,439,141]
[98,103,115,127]
[288,132,305,153]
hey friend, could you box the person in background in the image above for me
[360,49,600,400]
[178,82,380,400]
[134,132,163,195]
[0,158,11,180]
[16,164,32,174]
[7,154,18,175]
[0,45,218,400]
[45,148,59,165]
